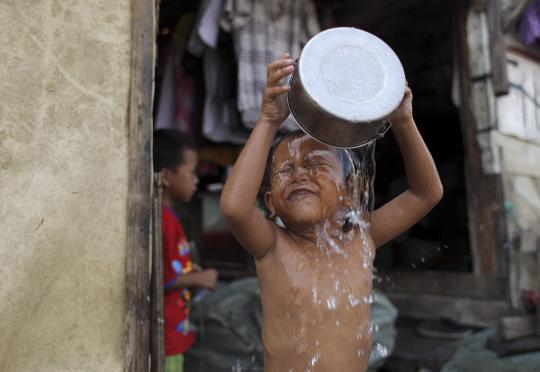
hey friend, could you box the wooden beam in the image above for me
[375,271,507,299]
[487,0,509,95]
[124,0,155,371]
[386,292,509,327]
[453,0,508,276]
[498,314,537,340]
[150,175,164,372]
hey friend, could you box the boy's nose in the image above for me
[292,166,309,181]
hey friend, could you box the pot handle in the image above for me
[376,120,392,139]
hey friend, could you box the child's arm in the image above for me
[220,54,294,259]
[371,87,443,247]
[165,269,218,293]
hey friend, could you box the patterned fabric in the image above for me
[174,66,195,136]
[221,0,319,130]
[164,354,184,372]
[162,206,196,356]
[519,0,540,45]
[155,14,197,136]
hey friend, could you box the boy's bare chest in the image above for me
[257,243,376,363]
[258,242,375,322]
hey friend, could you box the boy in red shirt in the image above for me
[154,129,219,372]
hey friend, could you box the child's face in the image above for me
[163,149,199,203]
[266,135,347,228]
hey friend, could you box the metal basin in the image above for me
[287,27,405,149]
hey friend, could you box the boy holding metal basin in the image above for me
[221,30,442,371]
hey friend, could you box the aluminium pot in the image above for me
[287,27,406,149]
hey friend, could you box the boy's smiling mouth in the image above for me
[287,186,318,201]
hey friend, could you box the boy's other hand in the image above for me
[198,269,218,290]
[260,53,294,128]
[389,85,413,127]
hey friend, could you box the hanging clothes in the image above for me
[155,14,197,137]
[519,0,540,46]
[203,31,250,144]
[189,0,250,144]
[221,0,320,130]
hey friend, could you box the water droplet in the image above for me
[356,326,363,339]
[312,287,319,304]
[309,352,320,367]
[326,297,337,310]
[232,359,242,372]
[348,294,357,307]
[372,343,388,358]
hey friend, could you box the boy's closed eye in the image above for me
[273,162,294,176]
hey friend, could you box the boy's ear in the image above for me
[264,191,276,218]
[161,169,171,188]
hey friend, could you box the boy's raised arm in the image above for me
[371,87,443,248]
[220,54,294,259]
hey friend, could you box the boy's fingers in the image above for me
[267,65,294,85]
[267,58,294,75]
[265,85,290,98]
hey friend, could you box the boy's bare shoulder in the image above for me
[255,224,302,263]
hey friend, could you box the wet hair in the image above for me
[266,130,353,183]
[153,129,197,172]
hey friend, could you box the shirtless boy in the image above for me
[220,53,443,371]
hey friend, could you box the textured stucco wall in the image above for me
[0,1,131,371]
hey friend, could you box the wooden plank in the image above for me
[487,0,509,95]
[494,132,540,178]
[124,0,155,371]
[453,0,508,276]
[498,314,536,340]
[374,271,507,300]
[467,8,491,79]
[386,292,509,327]
[150,175,164,372]
[496,51,540,144]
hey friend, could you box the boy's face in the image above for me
[163,149,199,203]
[266,135,347,228]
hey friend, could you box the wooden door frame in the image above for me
[453,0,508,277]
[124,0,155,371]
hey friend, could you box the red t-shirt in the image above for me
[162,206,196,356]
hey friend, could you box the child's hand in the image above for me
[389,85,413,126]
[197,269,218,290]
[260,53,294,128]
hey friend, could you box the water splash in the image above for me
[231,359,242,372]
[372,343,389,358]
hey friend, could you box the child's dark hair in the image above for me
[153,129,197,172]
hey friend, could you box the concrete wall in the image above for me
[0,1,132,370]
